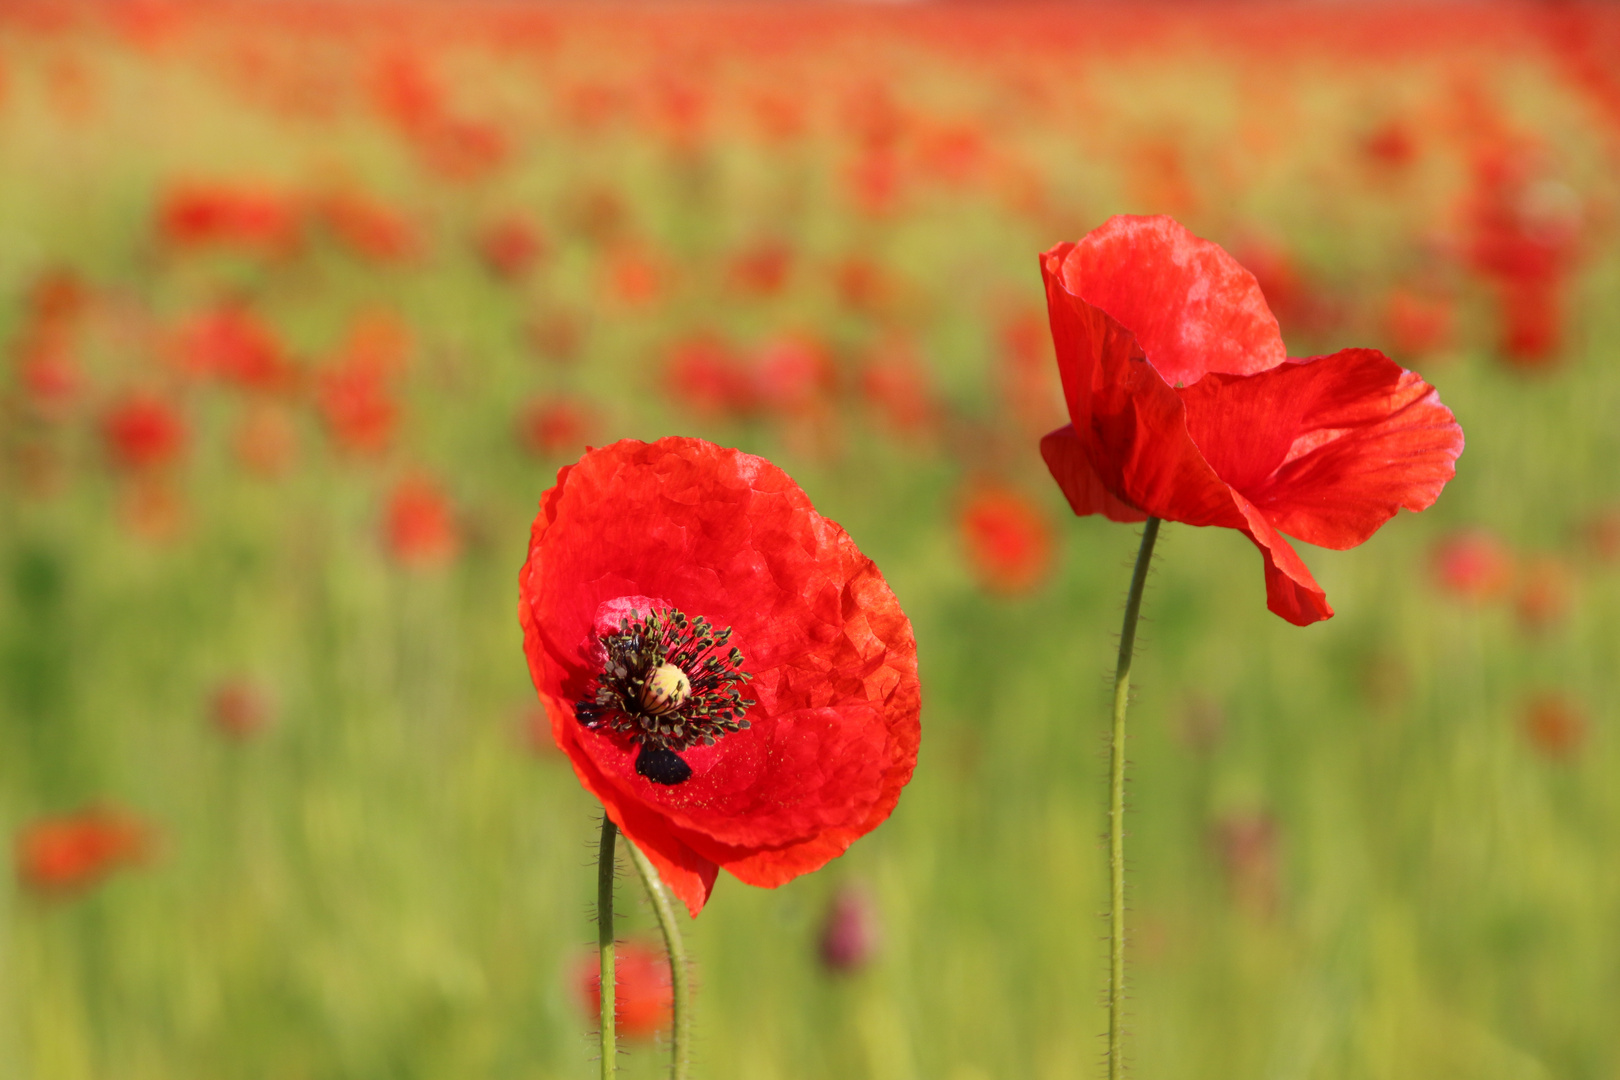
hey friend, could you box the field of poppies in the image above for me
[4,2,1620,1078]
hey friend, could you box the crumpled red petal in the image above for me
[520,437,921,916]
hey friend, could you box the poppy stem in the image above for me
[626,837,692,1080]
[597,816,618,1080]
[1109,515,1160,1080]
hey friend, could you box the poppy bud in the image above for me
[818,883,880,974]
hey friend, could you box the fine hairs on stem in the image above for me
[1108,517,1160,1080]
[625,837,692,1080]
[597,817,618,1080]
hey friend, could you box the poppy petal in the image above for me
[1178,348,1464,550]
[1045,215,1285,389]
[1039,424,1148,523]
[1231,492,1334,626]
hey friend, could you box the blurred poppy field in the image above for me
[4,2,1620,1077]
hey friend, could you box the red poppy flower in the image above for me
[1384,285,1454,361]
[158,182,302,255]
[315,313,410,456]
[752,333,836,418]
[316,366,397,456]
[519,438,920,916]
[477,214,547,280]
[175,305,295,393]
[384,475,459,568]
[728,239,793,298]
[958,483,1056,595]
[665,334,754,420]
[209,679,273,739]
[575,940,672,1040]
[1431,529,1514,602]
[515,397,597,459]
[16,807,151,894]
[605,246,663,307]
[103,393,187,472]
[1038,216,1464,625]
[858,336,936,436]
[315,192,420,264]
[15,329,82,421]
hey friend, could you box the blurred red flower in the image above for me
[575,940,672,1040]
[385,475,459,568]
[958,483,1056,595]
[1228,236,1339,345]
[315,192,420,264]
[118,477,187,542]
[1361,119,1418,171]
[176,305,296,393]
[515,398,597,459]
[14,329,82,421]
[103,393,187,472]
[1432,529,1514,601]
[1515,557,1572,631]
[1039,216,1463,625]
[16,807,151,894]
[519,438,920,916]
[371,51,443,134]
[1522,693,1586,760]
[527,310,586,366]
[1384,285,1454,361]
[1463,141,1582,369]
[232,401,299,478]
[999,307,1064,435]
[1213,810,1279,918]
[27,268,89,328]
[210,679,273,739]
[665,334,753,420]
[317,367,397,456]
[858,336,936,437]
[1583,507,1620,564]
[416,117,509,183]
[315,313,410,457]
[477,215,547,280]
[753,334,836,418]
[834,256,897,319]
[158,182,301,255]
[605,247,663,307]
[819,882,881,974]
[728,239,794,298]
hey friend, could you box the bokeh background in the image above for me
[3,2,1620,1078]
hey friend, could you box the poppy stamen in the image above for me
[575,606,755,785]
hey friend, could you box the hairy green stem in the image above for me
[1109,516,1160,1080]
[597,816,619,1080]
[626,837,691,1080]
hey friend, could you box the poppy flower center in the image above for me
[575,606,755,786]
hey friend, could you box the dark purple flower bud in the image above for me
[818,883,880,974]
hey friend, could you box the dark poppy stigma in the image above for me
[576,606,755,784]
